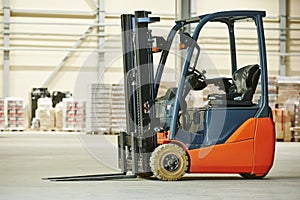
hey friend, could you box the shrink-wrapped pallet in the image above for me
[36,108,55,131]
[55,102,63,130]
[35,98,55,131]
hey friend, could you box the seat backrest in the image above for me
[229,64,261,101]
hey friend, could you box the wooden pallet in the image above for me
[290,127,300,142]
[293,137,300,142]
[106,131,120,135]
[38,129,57,132]
[290,127,300,131]
[276,138,292,142]
[87,131,108,135]
[6,129,24,132]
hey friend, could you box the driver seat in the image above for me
[209,64,260,107]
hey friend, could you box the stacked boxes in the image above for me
[253,76,277,109]
[0,99,5,130]
[30,88,51,122]
[276,77,300,140]
[293,101,300,139]
[110,84,126,133]
[62,98,86,131]
[5,97,24,131]
[268,76,278,110]
[86,83,127,134]
[277,76,300,107]
[86,84,111,133]
[273,108,292,141]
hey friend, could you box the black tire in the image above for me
[150,144,188,181]
[240,173,268,179]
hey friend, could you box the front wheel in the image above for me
[150,144,188,181]
[240,173,268,179]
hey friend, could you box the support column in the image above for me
[3,0,10,97]
[279,0,287,76]
[176,0,191,30]
[176,0,191,81]
[97,0,105,82]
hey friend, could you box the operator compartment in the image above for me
[155,62,261,149]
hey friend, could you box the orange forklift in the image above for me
[45,10,275,181]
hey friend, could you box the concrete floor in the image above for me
[0,132,299,200]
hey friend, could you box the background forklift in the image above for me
[46,10,275,181]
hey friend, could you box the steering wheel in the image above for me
[194,68,206,82]
[186,68,207,91]
[188,68,206,81]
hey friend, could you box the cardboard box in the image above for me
[273,108,292,141]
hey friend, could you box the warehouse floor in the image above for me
[0,132,299,200]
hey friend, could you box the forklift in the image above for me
[45,10,275,181]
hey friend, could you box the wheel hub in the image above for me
[163,154,179,172]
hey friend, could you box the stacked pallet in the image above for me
[86,84,111,134]
[54,102,63,130]
[273,108,292,141]
[62,98,86,131]
[292,101,300,140]
[110,84,126,134]
[0,99,5,130]
[253,76,277,109]
[268,76,278,109]
[277,76,300,141]
[35,97,55,131]
[5,97,24,131]
[277,76,300,107]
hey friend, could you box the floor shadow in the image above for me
[141,175,242,182]
[141,175,300,182]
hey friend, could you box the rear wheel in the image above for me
[150,144,188,181]
[240,173,268,179]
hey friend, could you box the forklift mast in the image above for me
[119,11,160,174]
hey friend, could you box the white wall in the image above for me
[288,0,300,75]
